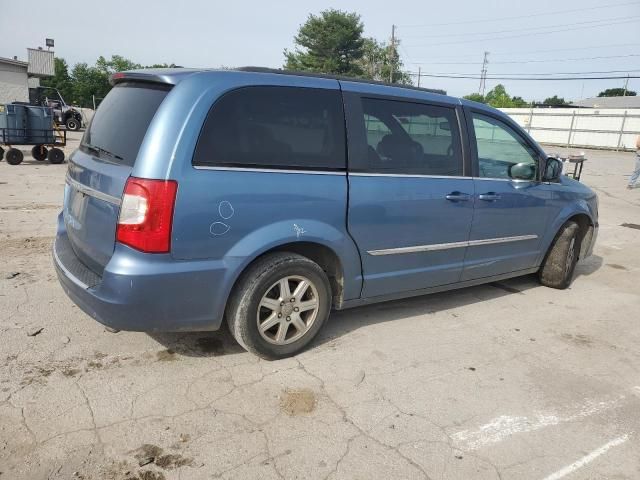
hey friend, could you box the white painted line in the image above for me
[542,434,629,480]
[452,396,624,450]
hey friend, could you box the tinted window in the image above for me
[81,82,170,167]
[472,113,539,179]
[193,87,345,170]
[359,98,462,176]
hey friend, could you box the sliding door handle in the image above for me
[445,192,471,202]
[478,192,501,201]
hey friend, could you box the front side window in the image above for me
[358,98,462,176]
[193,86,345,170]
[472,113,539,180]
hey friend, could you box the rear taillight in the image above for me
[116,177,178,253]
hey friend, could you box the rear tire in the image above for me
[6,148,24,165]
[31,145,48,161]
[47,148,65,164]
[226,252,332,359]
[0,146,4,161]
[539,221,580,289]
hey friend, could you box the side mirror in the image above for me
[438,121,451,131]
[543,157,563,182]
[508,162,537,180]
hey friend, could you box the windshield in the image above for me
[81,82,170,166]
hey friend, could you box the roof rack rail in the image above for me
[235,66,446,95]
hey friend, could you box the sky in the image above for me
[2,0,639,101]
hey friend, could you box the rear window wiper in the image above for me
[83,143,124,161]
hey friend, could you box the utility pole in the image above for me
[390,24,396,83]
[623,75,629,96]
[479,51,489,96]
[417,67,421,87]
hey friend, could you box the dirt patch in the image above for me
[16,352,151,385]
[125,471,166,480]
[0,236,54,254]
[280,388,317,416]
[133,444,164,466]
[131,444,192,471]
[607,264,628,271]
[61,367,81,377]
[621,223,640,230]
[156,349,178,362]
[560,333,594,347]
[0,203,59,211]
[155,454,193,469]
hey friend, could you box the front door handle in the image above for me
[478,192,501,201]
[445,192,471,202]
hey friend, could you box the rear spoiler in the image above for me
[109,69,200,87]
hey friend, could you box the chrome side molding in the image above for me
[368,235,538,256]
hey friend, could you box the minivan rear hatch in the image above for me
[64,81,171,274]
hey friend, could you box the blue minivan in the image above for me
[54,68,598,358]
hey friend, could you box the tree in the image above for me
[463,93,486,103]
[464,86,529,107]
[70,63,110,108]
[598,87,636,97]
[484,84,515,108]
[146,63,182,68]
[284,9,365,77]
[360,38,412,84]
[95,55,142,75]
[511,96,528,107]
[40,57,74,102]
[542,95,569,106]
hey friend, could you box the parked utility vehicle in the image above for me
[54,69,598,359]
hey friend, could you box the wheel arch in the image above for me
[538,203,596,265]
[226,240,348,311]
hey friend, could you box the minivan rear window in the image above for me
[193,86,346,170]
[81,82,170,167]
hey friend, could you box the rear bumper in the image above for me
[53,215,232,332]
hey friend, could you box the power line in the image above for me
[405,43,640,62]
[406,73,640,81]
[405,18,640,47]
[397,0,640,28]
[490,42,640,57]
[411,69,640,76]
[408,53,640,66]
[401,14,640,39]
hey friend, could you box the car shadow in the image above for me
[574,254,603,278]
[148,272,566,359]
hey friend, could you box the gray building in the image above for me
[0,48,55,104]
[571,96,640,109]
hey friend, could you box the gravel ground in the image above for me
[1,136,640,480]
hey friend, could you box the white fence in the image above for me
[501,108,640,151]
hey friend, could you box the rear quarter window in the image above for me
[193,86,346,170]
[81,82,170,167]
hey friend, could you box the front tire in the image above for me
[65,117,80,131]
[226,252,332,359]
[539,221,580,289]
